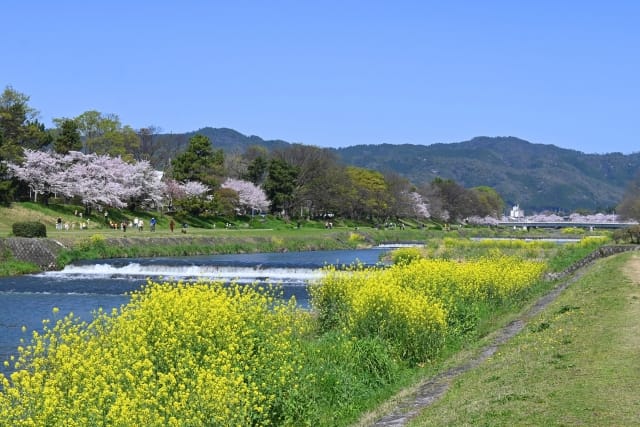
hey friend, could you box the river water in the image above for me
[0,248,390,376]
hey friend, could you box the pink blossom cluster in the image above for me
[221,178,269,213]
[162,179,210,208]
[6,150,164,209]
[516,212,621,223]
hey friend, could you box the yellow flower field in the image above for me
[311,253,546,362]
[1,247,549,425]
[0,281,309,426]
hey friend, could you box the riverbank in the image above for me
[0,227,432,274]
[401,252,640,426]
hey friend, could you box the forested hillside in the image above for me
[336,137,640,212]
[150,127,291,169]
[150,132,640,212]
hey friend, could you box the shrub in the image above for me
[348,232,365,243]
[77,233,107,252]
[390,247,423,265]
[311,255,546,364]
[349,281,447,364]
[309,266,362,333]
[561,226,585,235]
[12,221,47,238]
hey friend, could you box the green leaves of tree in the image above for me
[53,119,82,154]
[170,134,224,189]
[263,158,299,213]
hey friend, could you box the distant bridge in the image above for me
[498,221,637,229]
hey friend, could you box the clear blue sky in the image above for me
[3,1,639,154]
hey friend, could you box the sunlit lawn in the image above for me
[409,252,640,426]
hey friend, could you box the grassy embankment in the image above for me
[0,201,573,276]
[0,202,600,273]
[407,251,640,426]
[0,202,438,274]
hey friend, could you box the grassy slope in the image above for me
[0,203,442,268]
[409,252,640,426]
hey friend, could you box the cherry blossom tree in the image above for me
[6,149,63,202]
[407,191,430,218]
[127,161,166,210]
[466,216,500,226]
[525,213,564,222]
[568,212,619,223]
[162,179,210,210]
[183,180,210,197]
[7,150,166,213]
[61,153,134,211]
[221,178,269,214]
[162,179,186,209]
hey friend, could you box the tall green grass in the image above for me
[0,249,40,276]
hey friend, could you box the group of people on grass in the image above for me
[103,213,185,233]
[105,214,163,232]
[55,212,186,233]
[56,217,89,231]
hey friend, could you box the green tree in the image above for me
[70,110,104,153]
[102,125,139,161]
[0,86,50,204]
[471,186,505,217]
[1,87,35,144]
[263,158,299,215]
[21,120,52,150]
[214,187,240,217]
[170,134,224,188]
[617,172,640,221]
[244,156,268,185]
[53,119,82,154]
[345,166,389,220]
[306,163,350,218]
[65,110,140,159]
[0,86,49,161]
[241,145,269,185]
[273,144,344,218]
[0,130,9,205]
[430,177,478,222]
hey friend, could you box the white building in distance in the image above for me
[509,204,524,219]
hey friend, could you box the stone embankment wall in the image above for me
[0,237,67,270]
[545,244,640,281]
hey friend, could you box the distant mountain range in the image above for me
[152,128,640,213]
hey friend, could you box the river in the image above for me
[0,248,390,376]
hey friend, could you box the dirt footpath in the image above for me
[620,254,640,363]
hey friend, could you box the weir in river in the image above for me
[0,248,392,376]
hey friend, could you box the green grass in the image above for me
[0,251,40,276]
[408,252,640,426]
